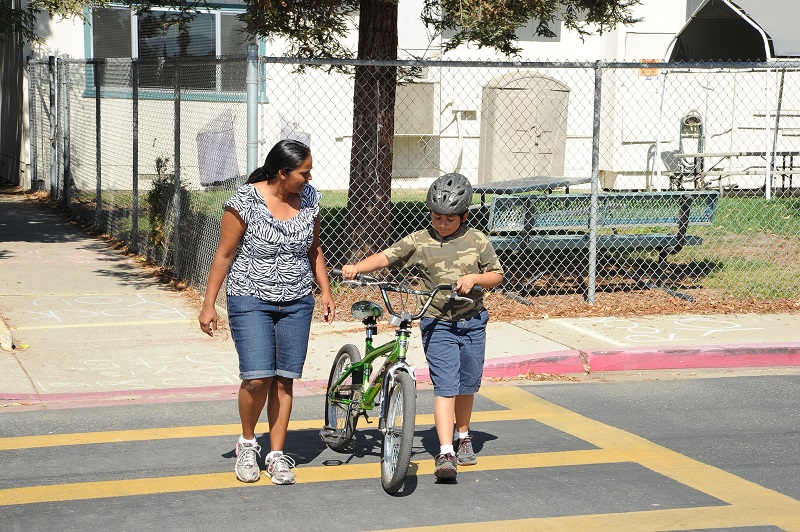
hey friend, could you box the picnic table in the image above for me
[479,180,719,301]
[473,176,592,205]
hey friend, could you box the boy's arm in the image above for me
[454,232,504,294]
[342,252,391,279]
[455,272,503,295]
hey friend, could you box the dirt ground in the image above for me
[328,281,800,324]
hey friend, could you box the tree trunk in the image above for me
[346,0,398,262]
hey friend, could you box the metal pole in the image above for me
[173,62,182,274]
[587,61,603,305]
[56,56,64,201]
[61,57,71,207]
[653,71,668,191]
[246,43,259,174]
[771,69,785,194]
[132,59,139,253]
[28,58,37,191]
[764,68,772,200]
[94,61,102,226]
[48,56,57,198]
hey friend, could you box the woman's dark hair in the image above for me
[246,139,311,184]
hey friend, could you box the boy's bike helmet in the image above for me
[426,173,473,215]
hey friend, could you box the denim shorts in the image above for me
[227,293,315,380]
[419,309,489,396]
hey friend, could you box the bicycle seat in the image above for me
[351,300,383,320]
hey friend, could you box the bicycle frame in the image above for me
[326,273,462,428]
[327,315,415,431]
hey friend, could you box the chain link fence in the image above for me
[28,55,800,315]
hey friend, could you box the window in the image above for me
[91,7,256,91]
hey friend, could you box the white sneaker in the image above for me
[235,441,262,483]
[265,453,296,485]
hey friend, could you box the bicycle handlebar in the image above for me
[329,268,481,322]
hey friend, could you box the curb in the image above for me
[2,343,798,411]
[585,342,800,372]
[0,317,14,351]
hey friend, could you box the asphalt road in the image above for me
[2,371,799,531]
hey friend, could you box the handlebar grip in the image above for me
[330,267,367,284]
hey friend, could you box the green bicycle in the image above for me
[320,270,475,494]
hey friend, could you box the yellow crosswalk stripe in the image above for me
[0,450,617,506]
[384,505,784,531]
[0,409,528,451]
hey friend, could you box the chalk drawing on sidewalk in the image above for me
[25,294,191,324]
[34,351,239,392]
[573,316,764,344]
[551,320,631,348]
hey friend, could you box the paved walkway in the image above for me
[1,185,799,411]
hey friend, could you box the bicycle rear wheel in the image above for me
[381,370,416,494]
[322,344,362,452]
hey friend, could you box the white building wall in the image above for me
[21,1,756,193]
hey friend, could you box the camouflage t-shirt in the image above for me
[382,225,503,321]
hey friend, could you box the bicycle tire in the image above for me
[381,370,416,494]
[323,344,363,452]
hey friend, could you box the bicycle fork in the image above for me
[378,328,417,434]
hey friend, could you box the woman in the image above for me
[199,139,335,485]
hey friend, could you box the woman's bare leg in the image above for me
[238,378,271,439]
[266,376,294,451]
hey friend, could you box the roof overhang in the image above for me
[668,0,800,62]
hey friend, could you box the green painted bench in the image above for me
[486,190,720,300]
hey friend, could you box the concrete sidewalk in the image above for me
[1,187,799,411]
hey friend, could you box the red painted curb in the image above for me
[477,351,586,378]
[3,343,798,411]
[586,342,800,372]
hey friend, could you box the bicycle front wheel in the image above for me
[323,344,362,452]
[381,370,416,494]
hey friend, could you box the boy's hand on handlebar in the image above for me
[455,274,479,295]
[341,264,360,280]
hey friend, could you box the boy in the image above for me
[342,173,503,481]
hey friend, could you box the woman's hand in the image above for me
[320,293,336,323]
[198,306,218,336]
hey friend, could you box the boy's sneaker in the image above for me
[434,453,458,480]
[456,435,477,466]
[265,453,296,485]
[235,442,262,483]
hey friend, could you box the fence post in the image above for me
[48,56,57,198]
[28,59,37,192]
[94,60,102,227]
[61,57,71,207]
[132,59,139,253]
[587,61,603,305]
[173,61,182,274]
[246,43,259,175]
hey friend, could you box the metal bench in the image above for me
[486,190,720,300]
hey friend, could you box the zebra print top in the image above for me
[224,183,321,302]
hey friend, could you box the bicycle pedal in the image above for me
[319,426,343,444]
